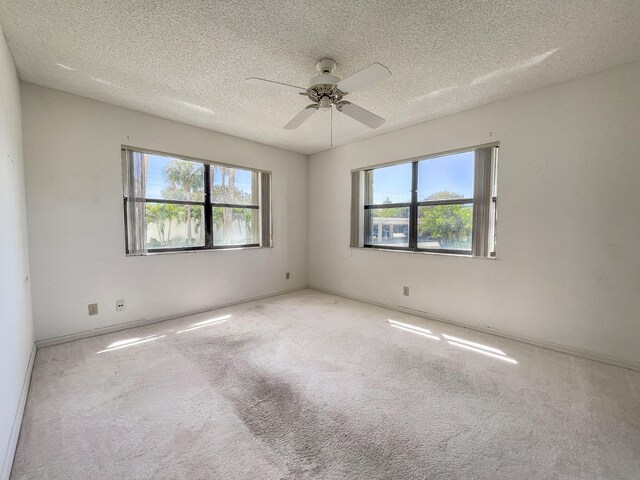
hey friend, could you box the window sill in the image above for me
[126,245,271,256]
[351,246,497,260]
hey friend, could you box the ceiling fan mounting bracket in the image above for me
[316,58,337,74]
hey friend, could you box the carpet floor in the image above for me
[10,289,640,479]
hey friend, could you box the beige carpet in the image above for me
[11,289,640,479]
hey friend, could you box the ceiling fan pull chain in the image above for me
[331,105,333,147]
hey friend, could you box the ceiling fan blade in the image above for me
[337,63,391,93]
[337,102,385,129]
[284,105,319,130]
[246,77,307,94]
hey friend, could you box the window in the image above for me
[352,144,498,257]
[364,163,411,248]
[416,151,475,252]
[211,167,260,246]
[122,147,271,254]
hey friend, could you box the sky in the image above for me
[144,150,473,203]
[146,154,183,198]
[369,151,474,204]
[212,167,253,196]
[145,154,253,199]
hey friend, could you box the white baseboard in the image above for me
[310,286,640,373]
[36,287,308,348]
[1,343,36,480]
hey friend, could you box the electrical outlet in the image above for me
[116,299,125,312]
[88,303,98,316]
[403,286,410,296]
[285,272,290,280]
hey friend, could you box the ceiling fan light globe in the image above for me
[320,97,332,109]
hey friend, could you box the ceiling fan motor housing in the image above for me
[308,73,340,88]
[309,58,340,88]
[305,59,345,109]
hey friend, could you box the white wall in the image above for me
[0,26,34,479]
[21,83,307,341]
[308,62,640,366]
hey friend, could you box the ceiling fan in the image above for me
[246,58,391,130]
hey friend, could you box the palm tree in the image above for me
[212,166,237,244]
[145,204,168,244]
[163,204,181,243]
[191,206,204,242]
[232,207,254,243]
[163,160,204,244]
[145,203,183,246]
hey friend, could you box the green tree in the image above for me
[145,203,182,246]
[418,191,472,248]
[220,167,235,244]
[162,160,204,245]
[182,206,203,241]
[233,207,254,243]
[162,204,181,243]
[211,167,254,244]
[145,203,167,244]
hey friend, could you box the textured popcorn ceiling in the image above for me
[1,1,639,154]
